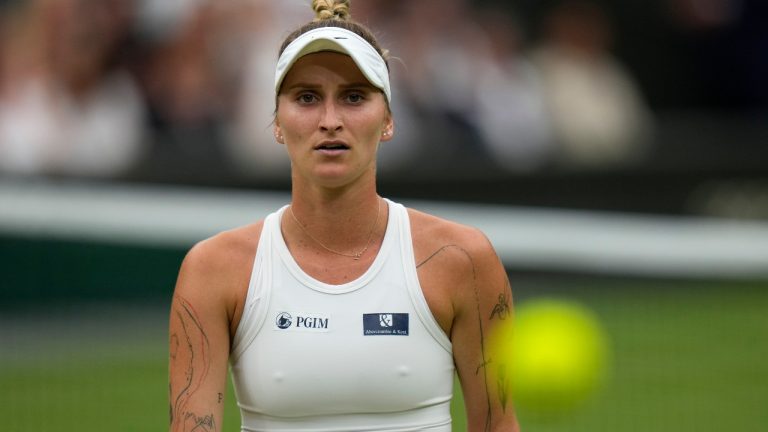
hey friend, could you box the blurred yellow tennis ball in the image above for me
[494,298,609,415]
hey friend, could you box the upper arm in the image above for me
[168,240,235,432]
[448,231,520,432]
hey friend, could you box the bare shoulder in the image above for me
[407,207,507,336]
[407,207,503,301]
[175,220,265,325]
[181,221,264,279]
[407,207,497,269]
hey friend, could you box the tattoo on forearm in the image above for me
[169,294,213,431]
[170,334,180,359]
[183,412,217,432]
[476,358,492,375]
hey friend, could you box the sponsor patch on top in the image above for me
[274,312,330,332]
[363,313,409,336]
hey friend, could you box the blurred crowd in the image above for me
[0,0,684,181]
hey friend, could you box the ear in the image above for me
[380,114,395,142]
[274,121,284,144]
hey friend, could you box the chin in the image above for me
[314,166,372,188]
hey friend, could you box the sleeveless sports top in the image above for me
[230,199,455,432]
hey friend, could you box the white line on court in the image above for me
[2,179,768,279]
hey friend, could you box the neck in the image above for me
[287,175,383,255]
[290,168,379,224]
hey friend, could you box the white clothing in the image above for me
[230,199,455,432]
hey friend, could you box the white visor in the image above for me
[275,27,391,104]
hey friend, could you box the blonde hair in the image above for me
[311,0,351,22]
[278,0,389,66]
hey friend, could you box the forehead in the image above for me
[281,52,371,87]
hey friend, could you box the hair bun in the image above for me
[312,0,351,21]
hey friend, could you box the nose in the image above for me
[319,100,343,133]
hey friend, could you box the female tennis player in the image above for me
[168,1,519,431]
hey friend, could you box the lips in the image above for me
[315,141,350,152]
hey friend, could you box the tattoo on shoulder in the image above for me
[416,244,467,268]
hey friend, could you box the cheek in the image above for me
[352,111,388,142]
[278,108,314,139]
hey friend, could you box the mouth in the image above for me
[315,141,350,153]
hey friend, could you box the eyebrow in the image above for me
[285,82,321,91]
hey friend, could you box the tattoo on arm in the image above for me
[170,334,180,359]
[471,259,494,432]
[183,412,217,432]
[419,244,514,428]
[489,291,511,320]
[491,279,513,412]
[498,363,510,413]
[419,244,494,431]
[416,244,458,268]
[169,294,214,431]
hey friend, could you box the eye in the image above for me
[344,91,366,104]
[296,92,319,104]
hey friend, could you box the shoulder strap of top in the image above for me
[230,207,285,362]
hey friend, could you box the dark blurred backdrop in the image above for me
[0,0,765,217]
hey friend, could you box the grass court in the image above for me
[2,276,766,431]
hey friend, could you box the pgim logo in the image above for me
[274,312,331,332]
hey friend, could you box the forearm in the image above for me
[169,293,229,432]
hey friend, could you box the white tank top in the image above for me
[230,199,455,432]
